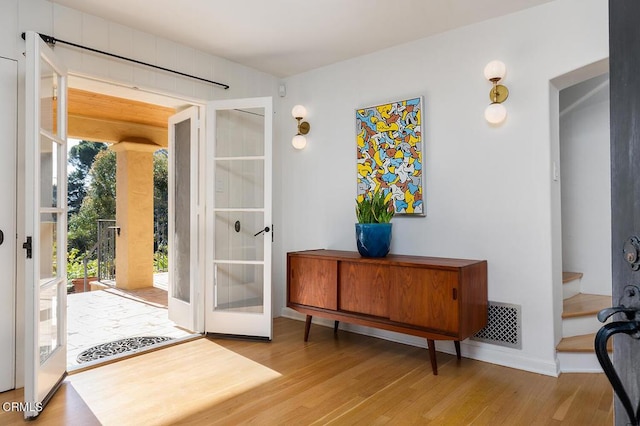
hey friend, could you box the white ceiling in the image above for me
[52,0,554,78]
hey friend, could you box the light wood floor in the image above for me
[1,318,613,425]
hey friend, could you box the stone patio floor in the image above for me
[67,273,195,369]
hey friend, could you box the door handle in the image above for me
[23,236,32,259]
[0,229,3,246]
[595,321,640,425]
[597,305,637,322]
[595,285,640,425]
[254,226,270,237]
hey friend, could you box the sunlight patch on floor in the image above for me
[67,339,281,425]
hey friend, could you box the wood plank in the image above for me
[563,271,583,284]
[557,333,613,353]
[389,266,459,333]
[0,318,612,425]
[290,249,484,269]
[459,261,488,337]
[288,256,337,310]
[562,293,611,318]
[338,261,390,317]
[60,88,175,146]
[69,88,175,129]
[0,382,101,425]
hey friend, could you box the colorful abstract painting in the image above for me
[356,97,424,215]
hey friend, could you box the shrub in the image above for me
[67,248,98,279]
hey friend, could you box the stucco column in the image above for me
[111,140,159,289]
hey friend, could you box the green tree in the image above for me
[88,150,117,219]
[68,150,116,253]
[153,149,168,252]
[67,141,107,216]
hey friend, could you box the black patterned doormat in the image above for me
[76,336,174,363]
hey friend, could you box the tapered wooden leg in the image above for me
[427,339,438,375]
[454,341,461,360]
[334,321,340,334]
[304,315,312,342]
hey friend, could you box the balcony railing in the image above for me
[97,219,117,281]
[78,219,117,292]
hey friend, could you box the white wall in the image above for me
[0,0,279,388]
[560,74,611,296]
[274,0,608,375]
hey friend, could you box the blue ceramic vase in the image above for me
[355,223,392,257]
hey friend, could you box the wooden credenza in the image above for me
[286,249,488,375]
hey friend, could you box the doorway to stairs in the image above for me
[556,71,613,369]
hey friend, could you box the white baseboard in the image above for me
[280,308,559,377]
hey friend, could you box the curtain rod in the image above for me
[21,32,230,90]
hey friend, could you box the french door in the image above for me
[168,106,203,332]
[205,97,273,339]
[23,31,68,418]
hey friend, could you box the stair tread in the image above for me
[557,333,612,353]
[562,293,611,318]
[562,271,583,284]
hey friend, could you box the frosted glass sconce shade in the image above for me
[292,104,310,149]
[484,102,507,124]
[484,60,509,125]
[291,104,307,119]
[292,134,307,150]
[484,60,506,81]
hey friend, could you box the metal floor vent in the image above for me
[471,301,521,349]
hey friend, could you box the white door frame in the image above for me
[0,57,17,393]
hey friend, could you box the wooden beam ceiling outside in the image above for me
[67,88,176,147]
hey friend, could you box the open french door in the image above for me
[205,97,273,339]
[23,31,68,418]
[168,106,203,332]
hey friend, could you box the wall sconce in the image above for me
[484,60,509,124]
[291,104,310,149]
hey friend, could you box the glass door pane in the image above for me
[214,108,264,157]
[39,283,59,363]
[39,136,58,208]
[39,59,55,135]
[214,107,265,315]
[37,62,65,365]
[173,118,191,304]
[214,159,264,209]
[167,106,199,332]
[214,211,264,261]
[39,212,57,285]
[214,264,264,313]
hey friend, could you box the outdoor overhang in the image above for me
[66,88,175,147]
